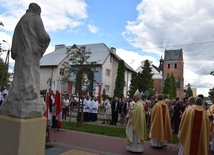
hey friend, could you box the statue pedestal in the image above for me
[0,115,46,155]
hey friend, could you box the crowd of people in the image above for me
[44,89,102,129]
[100,90,214,154]
[1,83,214,154]
[0,84,10,105]
[122,90,214,155]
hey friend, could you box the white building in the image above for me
[40,43,135,98]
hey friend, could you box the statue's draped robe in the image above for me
[0,9,50,118]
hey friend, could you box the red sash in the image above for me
[190,110,202,155]
[161,104,166,129]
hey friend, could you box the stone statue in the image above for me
[0,3,50,118]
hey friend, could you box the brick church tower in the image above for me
[160,49,184,99]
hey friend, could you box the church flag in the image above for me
[44,78,52,125]
[55,80,62,128]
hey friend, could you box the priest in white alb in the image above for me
[126,89,147,152]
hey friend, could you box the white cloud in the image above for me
[122,0,214,96]
[1,0,214,97]
[116,48,158,70]
[44,45,55,56]
[88,23,99,34]
[117,48,214,96]
[0,0,88,73]
[0,0,88,32]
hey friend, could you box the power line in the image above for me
[113,39,214,52]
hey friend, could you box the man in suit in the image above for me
[111,97,120,125]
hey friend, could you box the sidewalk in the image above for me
[45,112,213,155]
[45,128,178,155]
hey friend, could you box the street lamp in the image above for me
[0,40,10,88]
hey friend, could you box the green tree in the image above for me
[113,60,125,99]
[128,72,139,99]
[163,73,171,98]
[170,73,177,99]
[185,83,193,98]
[163,73,177,99]
[0,57,11,88]
[208,87,214,98]
[138,59,154,98]
[101,94,112,101]
[61,45,96,127]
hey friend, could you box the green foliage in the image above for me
[138,60,154,98]
[163,73,171,95]
[0,57,11,88]
[61,46,94,86]
[62,121,179,144]
[102,94,112,101]
[0,43,2,53]
[128,72,139,98]
[61,45,96,127]
[170,73,177,99]
[209,87,214,98]
[163,73,177,99]
[63,121,125,138]
[61,45,96,95]
[40,89,46,95]
[113,60,125,99]
[185,84,193,98]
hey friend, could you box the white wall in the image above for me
[102,54,114,97]
[102,54,133,98]
[40,56,70,94]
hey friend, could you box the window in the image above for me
[110,55,113,63]
[168,64,170,69]
[174,63,177,68]
[59,68,64,75]
[104,85,110,92]
[105,69,111,76]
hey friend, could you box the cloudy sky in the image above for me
[1,0,214,96]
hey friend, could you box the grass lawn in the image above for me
[62,121,179,144]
